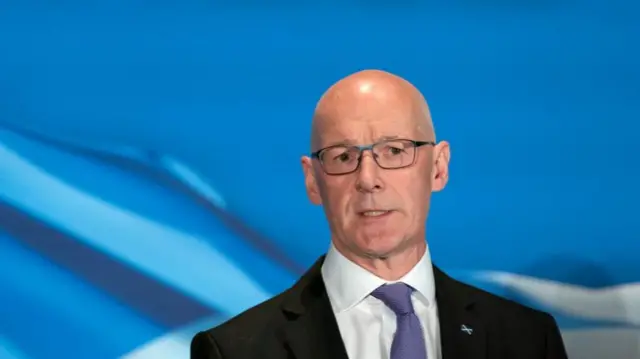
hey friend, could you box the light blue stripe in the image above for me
[121,315,227,359]
[0,142,271,316]
[0,336,28,359]
[159,156,226,208]
[0,126,296,294]
[0,126,295,294]
[0,232,163,359]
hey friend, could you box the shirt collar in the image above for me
[321,242,436,313]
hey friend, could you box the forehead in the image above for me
[316,104,424,148]
[321,119,417,146]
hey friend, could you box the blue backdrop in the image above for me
[1,1,639,358]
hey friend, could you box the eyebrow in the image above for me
[376,135,400,142]
[324,135,401,147]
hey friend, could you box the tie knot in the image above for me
[371,282,415,315]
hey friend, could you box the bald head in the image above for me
[311,70,434,150]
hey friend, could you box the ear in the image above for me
[301,156,323,205]
[431,141,450,192]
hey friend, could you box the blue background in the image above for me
[0,1,639,358]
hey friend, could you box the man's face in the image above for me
[302,88,449,259]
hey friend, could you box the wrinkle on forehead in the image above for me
[311,70,434,150]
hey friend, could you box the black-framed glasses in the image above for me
[310,139,435,175]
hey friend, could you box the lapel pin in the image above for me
[460,324,473,335]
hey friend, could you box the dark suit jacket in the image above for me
[191,256,568,359]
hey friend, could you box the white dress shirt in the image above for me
[321,243,442,359]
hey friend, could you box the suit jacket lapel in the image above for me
[279,256,349,359]
[275,257,488,359]
[434,266,487,359]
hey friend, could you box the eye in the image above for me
[321,146,358,163]
[381,144,407,156]
[335,152,353,162]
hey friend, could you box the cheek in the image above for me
[328,190,351,217]
[399,180,431,216]
[322,179,352,209]
[321,186,352,221]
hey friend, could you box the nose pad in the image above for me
[358,150,378,166]
[355,153,376,173]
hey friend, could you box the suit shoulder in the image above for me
[450,274,555,324]
[203,289,288,343]
[443,273,568,357]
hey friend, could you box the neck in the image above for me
[333,239,426,281]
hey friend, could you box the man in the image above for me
[191,70,568,359]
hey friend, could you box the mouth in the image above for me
[358,210,393,218]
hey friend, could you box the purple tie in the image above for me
[371,283,427,359]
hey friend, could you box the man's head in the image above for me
[301,70,450,263]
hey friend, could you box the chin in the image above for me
[355,235,405,259]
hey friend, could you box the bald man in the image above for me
[191,70,568,359]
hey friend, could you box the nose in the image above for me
[355,152,383,193]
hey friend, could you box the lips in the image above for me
[359,210,391,217]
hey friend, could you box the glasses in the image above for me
[311,139,435,175]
